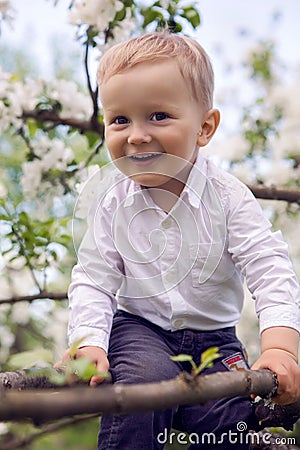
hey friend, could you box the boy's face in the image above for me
[100,59,218,194]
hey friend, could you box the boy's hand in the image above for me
[55,346,110,386]
[251,349,300,405]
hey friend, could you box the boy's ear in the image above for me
[197,109,220,147]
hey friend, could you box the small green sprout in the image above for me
[170,346,221,377]
[50,357,111,386]
[52,335,111,385]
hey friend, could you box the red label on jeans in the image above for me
[222,352,248,371]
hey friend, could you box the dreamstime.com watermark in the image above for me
[157,422,296,446]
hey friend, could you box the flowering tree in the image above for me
[0,0,300,448]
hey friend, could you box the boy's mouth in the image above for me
[128,152,163,165]
[129,152,162,161]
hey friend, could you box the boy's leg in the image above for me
[173,328,258,450]
[98,311,183,450]
[98,313,258,450]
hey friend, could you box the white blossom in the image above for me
[49,79,93,120]
[260,159,298,186]
[44,306,68,357]
[0,325,14,362]
[21,160,43,197]
[11,301,30,325]
[0,304,10,317]
[2,252,27,271]
[21,136,75,201]
[159,0,169,9]
[0,70,92,133]
[69,0,123,31]
[74,164,101,219]
[208,135,249,162]
[0,69,22,132]
[268,82,300,129]
[230,160,257,184]
[0,181,7,197]
[0,70,43,133]
[98,8,138,53]
[0,422,8,436]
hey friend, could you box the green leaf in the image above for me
[114,7,126,22]
[69,358,98,381]
[170,353,197,371]
[170,354,193,363]
[67,358,110,383]
[180,7,200,28]
[85,131,101,149]
[27,119,38,138]
[49,372,68,386]
[142,7,164,27]
[8,349,54,369]
[69,335,91,358]
[194,347,221,375]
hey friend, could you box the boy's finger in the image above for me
[90,374,106,386]
[54,349,72,368]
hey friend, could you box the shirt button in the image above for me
[173,319,184,329]
[164,272,175,283]
[161,218,172,229]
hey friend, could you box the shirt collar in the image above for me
[181,153,207,208]
[123,181,147,207]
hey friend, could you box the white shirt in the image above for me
[68,154,300,352]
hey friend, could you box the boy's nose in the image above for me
[127,126,152,145]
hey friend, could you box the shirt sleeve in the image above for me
[226,182,300,334]
[67,195,123,352]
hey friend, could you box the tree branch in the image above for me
[247,184,300,205]
[21,109,103,135]
[84,41,99,123]
[0,369,282,422]
[0,291,67,305]
[1,369,299,449]
[0,414,99,450]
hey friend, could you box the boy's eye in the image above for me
[151,112,168,121]
[114,116,129,125]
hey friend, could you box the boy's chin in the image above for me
[130,173,172,188]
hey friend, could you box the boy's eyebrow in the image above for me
[103,102,181,113]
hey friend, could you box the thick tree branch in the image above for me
[0,369,281,422]
[0,369,59,390]
[248,184,300,205]
[1,369,299,449]
[0,291,67,305]
[21,109,103,135]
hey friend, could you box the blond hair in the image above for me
[97,32,214,110]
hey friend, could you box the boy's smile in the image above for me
[100,59,219,196]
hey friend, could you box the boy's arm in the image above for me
[251,326,300,405]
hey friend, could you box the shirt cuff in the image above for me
[259,304,300,334]
[68,326,110,353]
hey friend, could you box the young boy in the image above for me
[61,32,300,449]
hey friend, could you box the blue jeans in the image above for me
[98,311,258,449]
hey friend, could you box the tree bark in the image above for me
[1,369,299,449]
[0,369,288,423]
[248,184,300,205]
